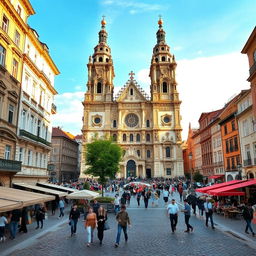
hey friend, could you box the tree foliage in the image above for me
[193,171,204,182]
[84,139,122,196]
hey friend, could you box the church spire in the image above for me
[156,16,166,44]
[98,16,108,44]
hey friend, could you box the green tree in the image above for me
[84,139,122,196]
[193,171,203,182]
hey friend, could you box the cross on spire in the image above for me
[129,71,135,80]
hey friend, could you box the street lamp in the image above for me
[189,152,193,183]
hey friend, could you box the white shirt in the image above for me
[167,203,179,214]
[0,216,7,227]
[114,197,120,206]
[163,190,169,197]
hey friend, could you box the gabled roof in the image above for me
[52,127,76,142]
[115,77,150,102]
[241,26,256,53]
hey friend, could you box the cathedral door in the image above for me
[146,168,151,179]
[126,160,136,177]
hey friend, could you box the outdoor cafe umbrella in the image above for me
[66,190,99,200]
[124,182,151,188]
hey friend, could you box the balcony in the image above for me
[0,158,21,172]
[249,61,256,77]
[20,129,51,147]
[51,103,57,114]
[244,159,252,166]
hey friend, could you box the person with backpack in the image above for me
[242,203,255,236]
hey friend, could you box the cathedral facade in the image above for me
[80,18,184,179]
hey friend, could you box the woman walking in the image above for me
[84,207,97,247]
[97,206,107,245]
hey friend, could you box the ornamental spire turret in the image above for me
[98,16,108,43]
[156,16,166,44]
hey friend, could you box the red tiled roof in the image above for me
[52,127,75,141]
[75,135,82,139]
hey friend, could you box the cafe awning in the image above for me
[66,190,99,200]
[196,179,246,193]
[208,179,256,196]
[208,175,224,179]
[37,182,78,193]
[13,183,67,197]
[0,187,55,213]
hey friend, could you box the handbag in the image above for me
[104,221,110,230]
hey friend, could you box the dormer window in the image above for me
[130,88,133,96]
[97,82,102,93]
[163,82,168,93]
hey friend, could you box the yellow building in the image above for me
[81,18,184,179]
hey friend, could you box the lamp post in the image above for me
[189,152,193,183]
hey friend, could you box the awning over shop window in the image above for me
[13,183,67,197]
[208,179,256,196]
[0,187,55,213]
[196,179,246,193]
[37,182,78,193]
[208,175,224,179]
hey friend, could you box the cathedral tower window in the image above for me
[97,82,102,93]
[161,47,164,50]
[123,134,127,142]
[106,58,109,62]
[146,150,151,158]
[137,150,141,157]
[112,134,117,141]
[146,120,150,128]
[130,134,134,142]
[130,88,133,96]
[155,58,158,62]
[100,47,103,50]
[136,134,140,142]
[146,134,150,142]
[161,56,166,61]
[99,57,103,62]
[162,82,168,93]
[166,147,171,158]
[113,120,117,128]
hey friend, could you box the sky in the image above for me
[29,0,256,139]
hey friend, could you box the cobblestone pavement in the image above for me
[4,193,256,256]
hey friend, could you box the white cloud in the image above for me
[173,46,183,51]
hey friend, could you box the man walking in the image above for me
[204,198,215,229]
[182,199,193,233]
[167,199,179,233]
[242,203,255,236]
[58,198,65,219]
[9,209,21,240]
[69,204,80,236]
[114,194,120,215]
[115,205,131,247]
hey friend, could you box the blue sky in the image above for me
[29,0,256,137]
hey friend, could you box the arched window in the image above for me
[161,47,165,50]
[166,147,171,158]
[123,134,126,142]
[99,57,103,62]
[113,120,117,128]
[106,58,109,62]
[146,120,150,128]
[146,134,150,142]
[162,82,168,93]
[136,134,140,142]
[130,134,134,142]
[97,82,102,93]
[161,56,166,61]
[130,88,133,95]
[155,58,158,62]
[146,150,151,158]
[112,134,117,141]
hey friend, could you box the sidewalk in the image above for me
[0,206,71,255]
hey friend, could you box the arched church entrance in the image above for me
[126,160,136,178]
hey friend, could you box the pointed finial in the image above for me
[129,71,135,80]
[101,15,106,28]
[158,15,163,28]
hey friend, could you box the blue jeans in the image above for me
[115,224,128,244]
[59,207,64,217]
[86,226,94,243]
[70,219,78,234]
[245,219,254,233]
[114,205,120,215]
[10,221,19,239]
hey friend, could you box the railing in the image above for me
[51,103,57,113]
[20,129,51,146]
[249,61,256,76]
[244,159,252,166]
[0,158,21,172]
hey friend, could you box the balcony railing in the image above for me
[249,61,256,76]
[0,158,21,172]
[51,103,57,114]
[20,129,51,146]
[244,159,252,166]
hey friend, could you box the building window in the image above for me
[12,59,18,78]
[166,168,171,175]
[4,145,11,160]
[2,15,9,33]
[0,44,6,66]
[27,150,32,165]
[137,150,140,157]
[225,140,229,153]
[136,134,140,142]
[234,136,238,151]
[123,134,127,142]
[37,120,41,137]
[242,119,249,137]
[21,110,27,129]
[245,144,251,160]
[35,152,38,167]
[112,134,117,141]
[161,56,166,62]
[146,134,150,142]
[146,150,151,158]
[30,115,34,133]
[8,104,14,124]
[130,88,133,96]
[19,148,23,162]
[97,82,102,93]
[17,5,22,16]
[130,134,134,142]
[99,57,103,62]
[45,126,48,140]
[146,120,150,127]
[162,82,168,93]
[113,120,117,128]
[231,157,235,169]
[224,125,227,135]
[14,30,20,46]
[231,120,236,131]
[166,147,171,158]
